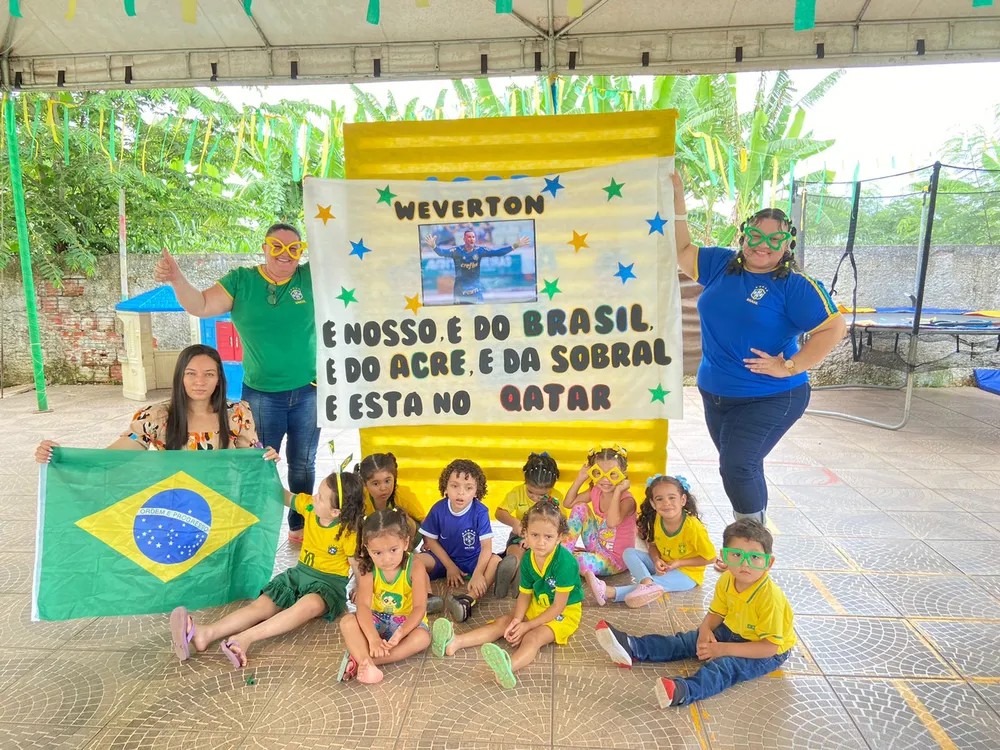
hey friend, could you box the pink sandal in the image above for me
[220,639,247,669]
[169,606,196,661]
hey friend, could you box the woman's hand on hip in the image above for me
[744,348,790,378]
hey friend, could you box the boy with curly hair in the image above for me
[417,459,501,621]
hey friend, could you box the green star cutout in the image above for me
[602,177,625,200]
[542,279,562,300]
[376,185,397,205]
[336,287,358,307]
[649,384,669,403]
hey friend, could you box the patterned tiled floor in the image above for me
[1,384,999,749]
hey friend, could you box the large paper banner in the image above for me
[304,156,682,428]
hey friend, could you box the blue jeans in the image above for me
[610,548,697,601]
[699,384,810,516]
[628,623,789,703]
[242,383,322,532]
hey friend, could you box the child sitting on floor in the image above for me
[595,519,795,708]
[358,452,424,524]
[587,475,715,608]
[416,459,501,622]
[168,469,365,669]
[337,508,431,684]
[431,500,583,689]
[494,451,562,598]
[562,444,637,576]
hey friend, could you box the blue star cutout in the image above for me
[349,238,372,260]
[542,176,564,198]
[614,262,637,285]
[646,212,668,235]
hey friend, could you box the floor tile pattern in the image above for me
[1,384,999,748]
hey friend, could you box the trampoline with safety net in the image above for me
[794,161,1000,430]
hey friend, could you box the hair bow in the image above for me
[645,474,664,488]
[672,474,691,492]
[587,443,628,459]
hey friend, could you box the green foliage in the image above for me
[389,72,841,245]
[13,72,995,290]
[1,89,346,285]
[801,170,1000,248]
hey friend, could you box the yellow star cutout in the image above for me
[404,293,423,315]
[568,230,589,253]
[315,204,335,225]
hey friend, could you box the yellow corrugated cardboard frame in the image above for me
[344,110,678,515]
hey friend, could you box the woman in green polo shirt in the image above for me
[154,223,319,543]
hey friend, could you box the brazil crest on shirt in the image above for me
[32,448,284,621]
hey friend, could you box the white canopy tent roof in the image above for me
[2,1,999,90]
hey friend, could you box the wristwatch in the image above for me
[784,358,797,375]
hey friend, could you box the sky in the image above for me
[220,61,1000,183]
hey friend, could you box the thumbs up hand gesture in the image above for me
[154,247,180,284]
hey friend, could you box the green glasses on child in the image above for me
[720,547,773,570]
[744,226,792,251]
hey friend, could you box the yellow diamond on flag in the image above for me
[75,471,260,583]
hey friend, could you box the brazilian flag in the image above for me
[33,448,284,621]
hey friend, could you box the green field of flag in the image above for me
[33,448,284,621]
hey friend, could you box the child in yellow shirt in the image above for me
[338,508,431,684]
[595,519,795,707]
[587,475,715,608]
[169,470,365,669]
[494,452,562,597]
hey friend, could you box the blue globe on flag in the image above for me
[133,489,212,565]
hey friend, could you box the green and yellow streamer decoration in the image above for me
[232,115,247,172]
[63,105,71,165]
[793,0,816,31]
[291,120,302,182]
[770,156,779,206]
[196,115,214,173]
[183,120,198,166]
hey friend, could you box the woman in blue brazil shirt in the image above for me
[671,173,845,528]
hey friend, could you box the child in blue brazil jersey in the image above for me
[416,459,501,622]
[431,501,584,689]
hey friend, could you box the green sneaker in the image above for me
[481,643,517,689]
[431,618,454,658]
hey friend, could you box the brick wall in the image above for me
[1,254,246,387]
[2,246,998,388]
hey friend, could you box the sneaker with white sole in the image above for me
[494,555,519,598]
[585,570,607,606]
[624,582,665,608]
[595,619,634,667]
